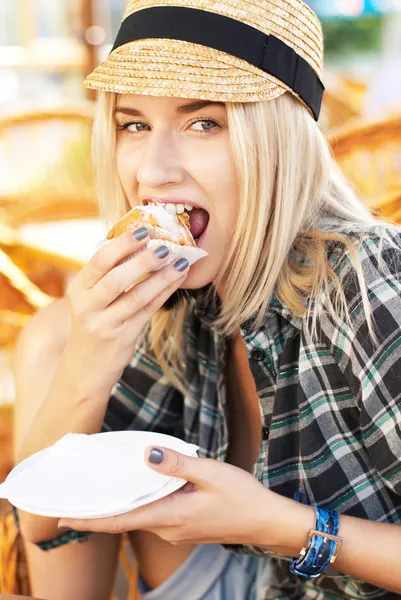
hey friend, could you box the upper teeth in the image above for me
[148,200,193,213]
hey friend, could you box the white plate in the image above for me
[1,431,198,519]
[13,476,189,519]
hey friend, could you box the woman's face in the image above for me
[115,94,240,289]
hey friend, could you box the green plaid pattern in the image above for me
[40,223,401,599]
[104,224,401,599]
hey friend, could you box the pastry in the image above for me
[100,203,208,279]
[106,204,196,248]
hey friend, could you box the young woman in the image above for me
[13,0,401,599]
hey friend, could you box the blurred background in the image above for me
[1,0,401,488]
[0,2,400,597]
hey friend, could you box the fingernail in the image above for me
[133,227,149,241]
[154,245,169,259]
[149,448,164,464]
[59,526,73,532]
[174,258,189,272]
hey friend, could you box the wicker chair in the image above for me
[0,222,83,298]
[0,105,102,339]
[328,114,401,222]
[367,188,401,222]
[0,244,54,536]
[321,73,367,131]
[0,258,141,599]
[0,105,141,599]
[112,536,141,600]
[0,104,100,390]
[0,244,141,598]
[321,90,361,131]
[0,105,99,227]
[0,246,53,345]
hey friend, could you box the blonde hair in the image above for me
[92,91,401,391]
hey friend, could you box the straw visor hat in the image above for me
[84,0,325,121]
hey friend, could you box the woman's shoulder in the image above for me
[315,222,401,349]
[325,221,401,281]
[309,222,401,344]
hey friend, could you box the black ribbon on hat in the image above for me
[111,6,324,121]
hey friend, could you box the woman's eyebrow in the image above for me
[115,100,225,117]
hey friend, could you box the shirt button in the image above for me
[251,348,266,362]
[262,426,270,440]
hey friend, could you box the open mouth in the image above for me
[144,200,210,246]
[188,208,209,245]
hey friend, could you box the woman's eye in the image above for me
[117,119,220,135]
[123,122,149,133]
[190,119,219,133]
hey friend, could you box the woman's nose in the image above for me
[136,132,185,188]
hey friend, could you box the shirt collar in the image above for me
[193,284,304,335]
[193,215,353,335]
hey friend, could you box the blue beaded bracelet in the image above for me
[289,504,343,579]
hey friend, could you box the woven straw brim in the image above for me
[83,38,290,103]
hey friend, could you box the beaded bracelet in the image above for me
[289,504,343,578]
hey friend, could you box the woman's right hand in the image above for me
[63,226,189,393]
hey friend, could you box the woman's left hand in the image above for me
[58,446,273,546]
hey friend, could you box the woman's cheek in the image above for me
[116,148,137,194]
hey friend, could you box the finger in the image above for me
[145,447,215,488]
[58,512,142,535]
[111,258,190,324]
[58,493,183,535]
[91,242,175,308]
[74,227,150,290]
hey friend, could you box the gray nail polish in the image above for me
[149,448,164,464]
[133,227,149,241]
[59,526,74,532]
[154,245,169,259]
[174,258,189,272]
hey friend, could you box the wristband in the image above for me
[11,504,93,551]
[289,504,342,579]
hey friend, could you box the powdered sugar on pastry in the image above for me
[95,204,208,283]
[106,205,196,248]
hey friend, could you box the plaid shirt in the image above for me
[33,222,401,599]
[104,223,401,599]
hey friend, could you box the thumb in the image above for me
[145,446,211,487]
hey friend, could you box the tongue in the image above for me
[189,208,209,239]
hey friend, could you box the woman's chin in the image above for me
[178,273,213,290]
[178,258,216,290]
